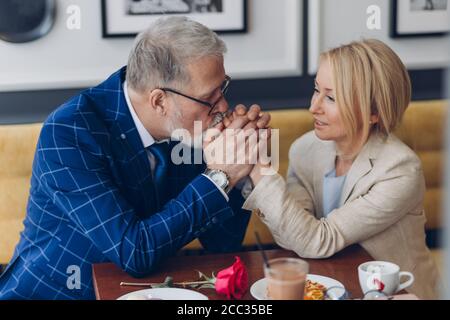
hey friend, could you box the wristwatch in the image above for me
[204,168,231,193]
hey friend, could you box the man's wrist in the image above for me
[204,168,232,193]
[202,173,230,202]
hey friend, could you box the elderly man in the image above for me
[0,16,269,300]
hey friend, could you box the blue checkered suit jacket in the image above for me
[0,68,250,300]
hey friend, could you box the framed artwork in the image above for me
[102,0,247,38]
[391,0,450,37]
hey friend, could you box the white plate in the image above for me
[117,288,209,300]
[250,274,345,300]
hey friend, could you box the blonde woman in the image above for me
[244,39,440,299]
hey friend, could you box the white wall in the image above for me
[309,0,450,74]
[0,0,302,92]
[1,0,448,92]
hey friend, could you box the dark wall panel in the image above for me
[0,68,447,125]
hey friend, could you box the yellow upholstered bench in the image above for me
[0,101,448,270]
[0,124,42,264]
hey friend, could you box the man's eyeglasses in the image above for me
[160,75,231,111]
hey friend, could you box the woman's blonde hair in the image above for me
[320,39,411,145]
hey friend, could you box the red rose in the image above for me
[215,256,248,299]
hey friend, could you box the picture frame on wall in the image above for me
[102,0,247,38]
[391,0,450,37]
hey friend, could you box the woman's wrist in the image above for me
[249,165,265,186]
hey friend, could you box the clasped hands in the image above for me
[203,104,272,189]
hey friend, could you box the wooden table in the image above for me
[93,245,372,300]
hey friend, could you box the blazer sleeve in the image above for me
[286,165,315,215]
[242,166,425,259]
[36,119,238,277]
[198,188,251,253]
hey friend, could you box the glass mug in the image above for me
[263,257,309,300]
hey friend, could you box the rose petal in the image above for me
[215,256,248,300]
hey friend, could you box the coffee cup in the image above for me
[358,261,414,296]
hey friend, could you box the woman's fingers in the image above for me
[234,104,247,116]
[246,104,262,121]
[257,113,271,129]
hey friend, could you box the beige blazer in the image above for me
[243,131,440,299]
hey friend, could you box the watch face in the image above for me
[211,171,227,189]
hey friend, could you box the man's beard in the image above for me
[165,108,184,137]
[166,109,203,148]
[166,110,228,148]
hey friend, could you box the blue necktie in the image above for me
[148,142,170,210]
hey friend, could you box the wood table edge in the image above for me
[92,265,102,300]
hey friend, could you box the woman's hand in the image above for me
[213,104,272,187]
[249,127,274,187]
[223,104,270,131]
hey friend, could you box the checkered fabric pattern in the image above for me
[0,68,250,300]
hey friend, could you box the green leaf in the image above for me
[164,276,174,287]
[196,271,216,283]
[151,276,174,288]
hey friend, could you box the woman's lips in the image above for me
[314,119,328,127]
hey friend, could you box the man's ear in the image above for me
[149,89,168,116]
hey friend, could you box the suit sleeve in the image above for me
[36,119,238,277]
[197,187,251,253]
[243,167,425,259]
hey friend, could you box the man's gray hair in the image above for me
[126,16,227,93]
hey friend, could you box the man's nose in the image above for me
[211,97,229,115]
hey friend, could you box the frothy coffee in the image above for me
[265,258,308,300]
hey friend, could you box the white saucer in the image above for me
[117,288,209,300]
[250,274,345,300]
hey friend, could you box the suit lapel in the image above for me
[167,144,205,197]
[90,67,158,216]
[339,134,382,205]
[339,155,372,206]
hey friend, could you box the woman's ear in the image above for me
[149,89,168,116]
[370,114,379,124]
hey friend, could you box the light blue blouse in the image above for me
[322,169,347,217]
